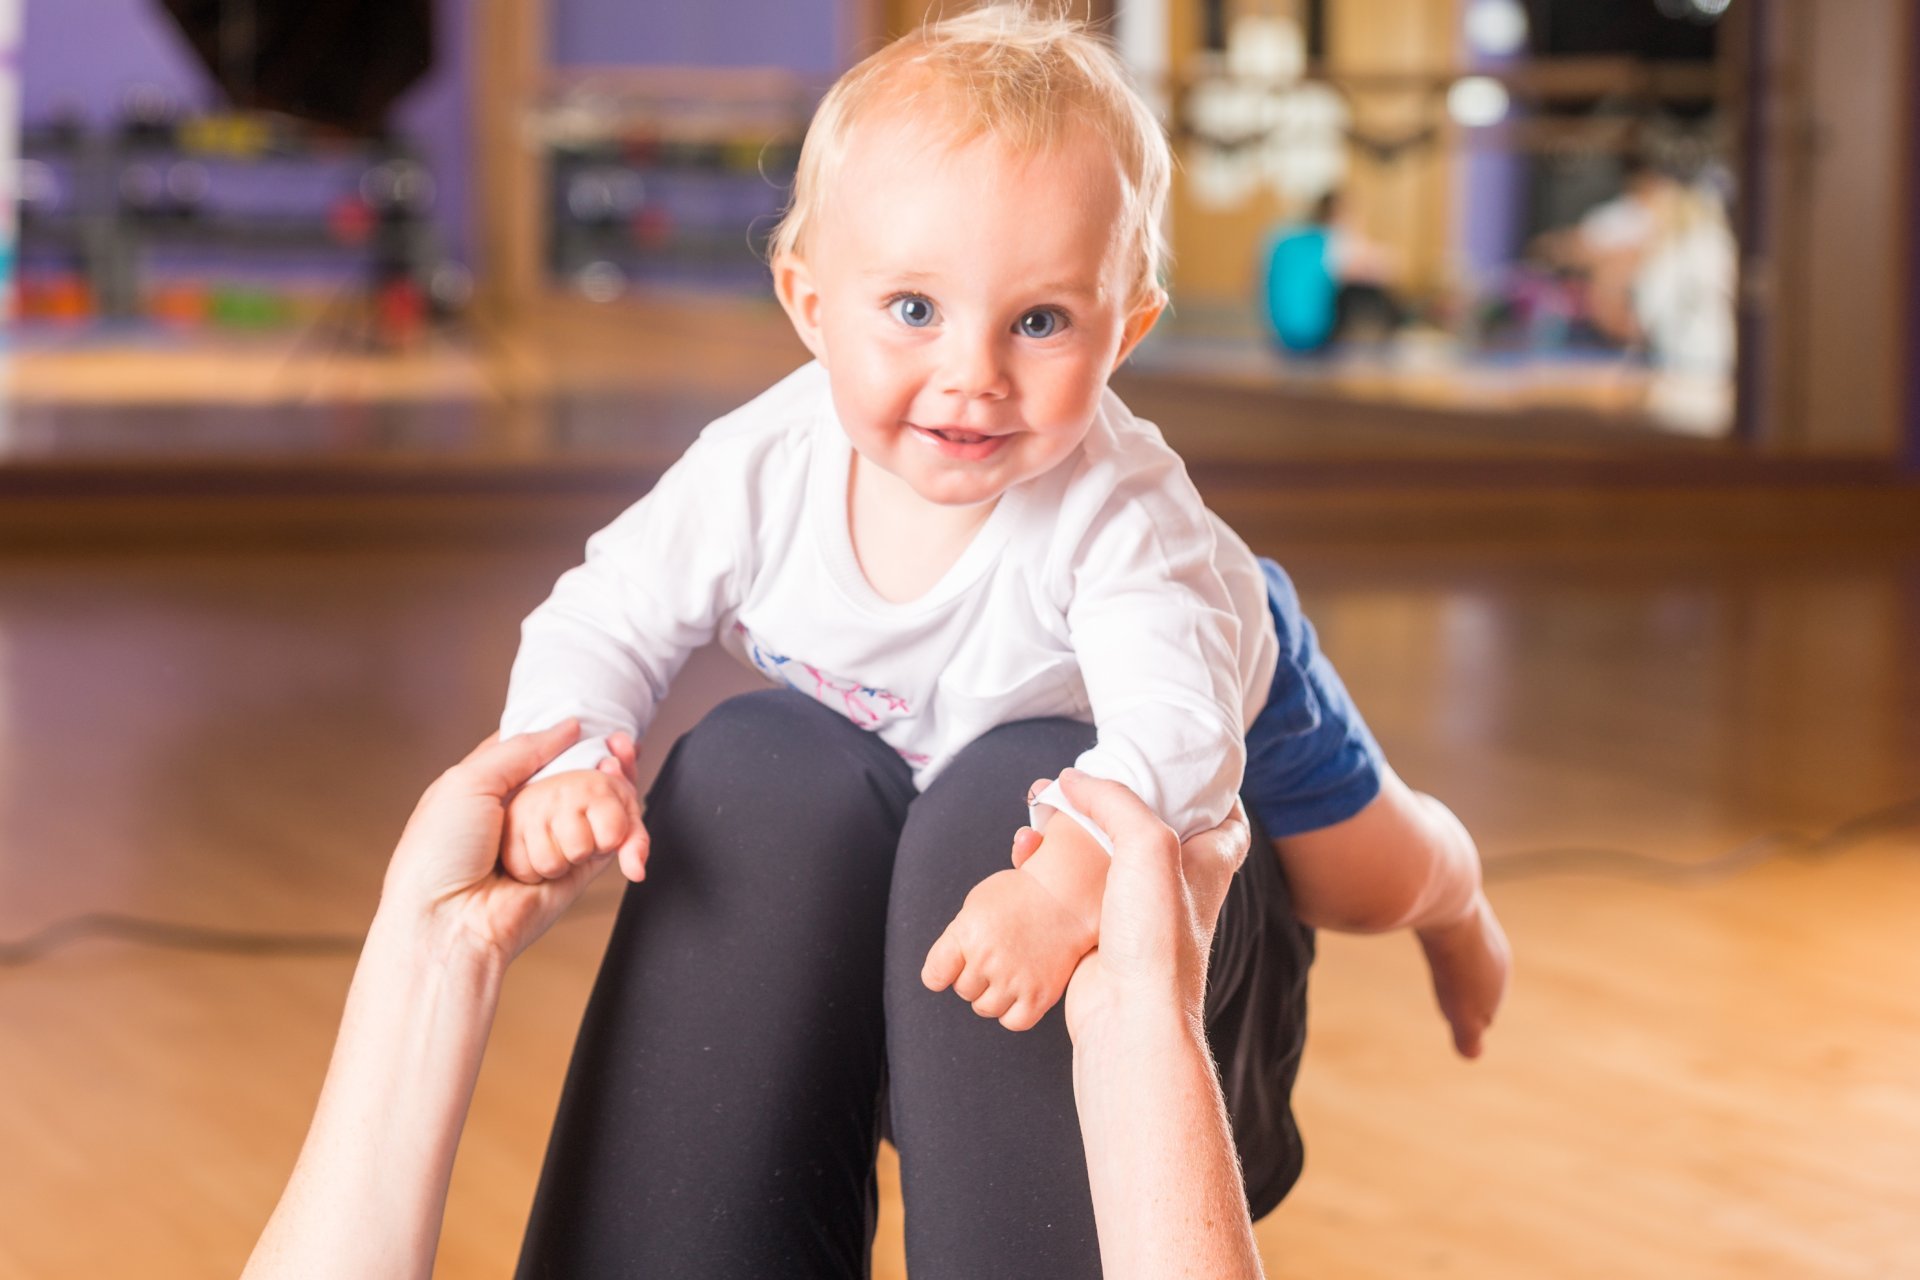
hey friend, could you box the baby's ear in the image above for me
[773,253,828,363]
[1112,288,1167,370]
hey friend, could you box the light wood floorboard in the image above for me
[0,539,1914,1278]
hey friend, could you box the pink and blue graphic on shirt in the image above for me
[733,622,929,763]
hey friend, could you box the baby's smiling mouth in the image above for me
[915,425,999,445]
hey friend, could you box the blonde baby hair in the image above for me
[769,2,1172,306]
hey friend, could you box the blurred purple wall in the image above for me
[21,0,471,262]
[21,0,845,269]
[551,0,844,78]
[21,0,845,274]
[21,0,205,126]
[1450,14,1523,298]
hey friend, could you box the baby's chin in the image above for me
[902,473,1018,509]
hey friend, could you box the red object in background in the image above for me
[375,277,426,346]
[149,282,212,328]
[329,196,377,245]
[624,134,661,167]
[20,273,96,324]
[633,206,672,249]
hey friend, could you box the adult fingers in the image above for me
[452,720,581,798]
[1180,797,1251,928]
[604,732,643,786]
[1011,775,1056,868]
[1056,769,1179,872]
[921,929,965,993]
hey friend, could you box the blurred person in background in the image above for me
[1632,171,1736,432]
[1532,158,1676,347]
[1262,187,1407,354]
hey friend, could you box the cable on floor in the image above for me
[0,890,625,969]
[1,795,1914,968]
[1482,794,1920,884]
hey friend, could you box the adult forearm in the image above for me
[244,908,504,1280]
[1072,1006,1264,1280]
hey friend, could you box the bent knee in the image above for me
[659,688,913,820]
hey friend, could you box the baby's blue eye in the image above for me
[1018,309,1062,339]
[891,295,935,327]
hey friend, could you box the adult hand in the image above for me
[379,720,637,967]
[1013,769,1250,1042]
[247,720,640,1280]
[1023,772,1266,1280]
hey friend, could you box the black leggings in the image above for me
[515,689,1312,1279]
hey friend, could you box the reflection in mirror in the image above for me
[1134,0,1740,440]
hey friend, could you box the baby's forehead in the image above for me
[836,103,1126,201]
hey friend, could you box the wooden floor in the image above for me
[0,528,1915,1278]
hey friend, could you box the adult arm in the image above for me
[243,905,503,1280]
[243,723,631,1280]
[1023,770,1265,1280]
[1072,1002,1262,1280]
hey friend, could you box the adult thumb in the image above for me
[1055,769,1179,874]
[456,720,581,797]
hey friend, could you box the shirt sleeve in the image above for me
[1035,458,1247,846]
[499,432,751,780]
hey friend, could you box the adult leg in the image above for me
[884,720,1318,1270]
[883,717,1102,1279]
[1205,810,1316,1220]
[516,689,915,1280]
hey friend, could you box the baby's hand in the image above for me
[1416,891,1511,1059]
[921,867,1097,1032]
[501,764,649,886]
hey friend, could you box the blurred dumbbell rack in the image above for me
[15,106,447,343]
[531,67,811,300]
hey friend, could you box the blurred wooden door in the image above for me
[1746,0,1915,456]
[875,0,1116,41]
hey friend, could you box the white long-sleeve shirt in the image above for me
[501,361,1279,842]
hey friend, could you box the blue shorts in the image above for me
[1240,558,1385,838]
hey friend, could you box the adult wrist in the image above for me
[367,896,511,990]
[1071,987,1201,1062]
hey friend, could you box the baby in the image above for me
[499,5,1508,1056]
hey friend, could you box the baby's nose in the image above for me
[940,331,1011,400]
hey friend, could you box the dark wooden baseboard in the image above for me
[4,454,1916,554]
